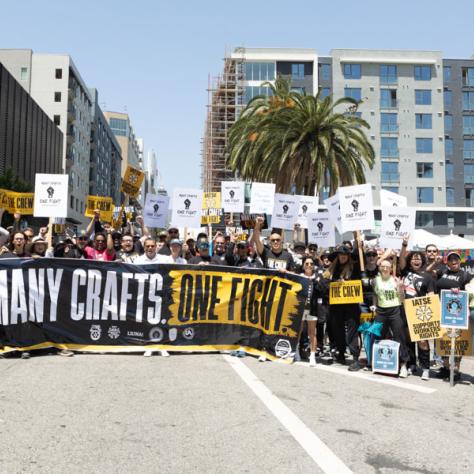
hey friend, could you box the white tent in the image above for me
[408,229,446,251]
[441,231,474,250]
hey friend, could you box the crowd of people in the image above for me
[0,209,472,384]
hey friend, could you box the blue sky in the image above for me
[2,0,474,192]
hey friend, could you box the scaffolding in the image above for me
[201,48,245,193]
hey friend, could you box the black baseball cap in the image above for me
[336,245,351,255]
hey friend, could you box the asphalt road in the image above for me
[0,352,473,473]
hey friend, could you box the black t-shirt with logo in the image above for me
[260,247,295,271]
[402,270,435,299]
[436,269,471,293]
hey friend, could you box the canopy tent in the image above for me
[407,229,446,251]
[441,231,474,250]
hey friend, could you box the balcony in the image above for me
[381,173,400,183]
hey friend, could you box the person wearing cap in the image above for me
[306,243,318,260]
[211,233,232,266]
[155,239,187,264]
[188,241,212,265]
[323,244,362,370]
[292,241,307,273]
[111,231,122,253]
[399,240,435,380]
[434,250,471,382]
[360,248,380,318]
[75,230,90,253]
[250,216,295,272]
[158,227,180,256]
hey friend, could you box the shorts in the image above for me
[303,309,318,322]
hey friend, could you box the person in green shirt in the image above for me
[372,259,410,377]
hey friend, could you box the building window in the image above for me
[443,66,451,81]
[319,87,331,99]
[446,188,455,205]
[417,187,434,203]
[344,87,361,101]
[465,164,474,183]
[381,161,399,182]
[244,62,275,81]
[343,63,361,79]
[467,212,474,227]
[463,92,474,111]
[416,138,433,153]
[55,68,63,79]
[464,116,474,135]
[467,190,474,207]
[70,195,74,209]
[414,65,431,81]
[380,113,398,132]
[415,89,431,105]
[53,115,60,126]
[446,162,454,180]
[444,90,452,107]
[416,211,433,227]
[109,118,128,136]
[447,212,455,227]
[54,92,61,102]
[416,113,432,129]
[20,67,28,81]
[464,139,474,159]
[380,89,397,108]
[380,64,397,84]
[444,114,453,132]
[417,162,433,178]
[244,86,272,103]
[445,138,453,155]
[462,67,474,86]
[319,63,331,81]
[381,137,399,157]
[382,186,399,194]
[291,64,305,80]
[291,87,305,94]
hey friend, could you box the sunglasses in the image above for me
[78,236,88,241]
[270,238,281,242]
[426,249,437,253]
[95,240,105,244]
[304,262,314,266]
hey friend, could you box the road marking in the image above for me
[293,362,436,394]
[224,355,353,474]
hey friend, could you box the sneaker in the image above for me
[421,369,430,381]
[408,364,417,376]
[293,350,301,362]
[143,350,153,357]
[453,371,461,382]
[58,349,74,357]
[363,364,372,371]
[348,360,361,372]
[309,353,316,367]
[258,355,266,362]
[399,365,408,378]
[21,352,30,360]
[335,355,346,365]
[436,367,450,379]
[160,350,170,357]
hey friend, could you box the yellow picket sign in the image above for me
[0,188,34,214]
[85,195,114,223]
[202,192,221,209]
[435,328,473,356]
[329,280,363,305]
[121,166,144,198]
[403,294,442,341]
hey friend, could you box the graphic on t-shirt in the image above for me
[267,258,289,270]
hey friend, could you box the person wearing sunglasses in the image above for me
[372,258,410,377]
[157,227,180,256]
[83,225,115,261]
[134,238,162,264]
[250,216,295,272]
[188,241,212,265]
[424,244,444,278]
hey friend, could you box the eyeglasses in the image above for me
[304,262,314,266]
[270,239,281,242]
[168,230,179,234]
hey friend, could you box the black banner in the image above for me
[0,259,307,361]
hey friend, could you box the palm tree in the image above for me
[227,77,375,195]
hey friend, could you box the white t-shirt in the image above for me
[155,254,187,264]
[134,254,162,264]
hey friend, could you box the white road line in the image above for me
[224,355,353,474]
[293,361,436,394]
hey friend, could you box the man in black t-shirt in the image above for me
[250,216,295,272]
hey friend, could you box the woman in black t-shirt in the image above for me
[435,251,471,381]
